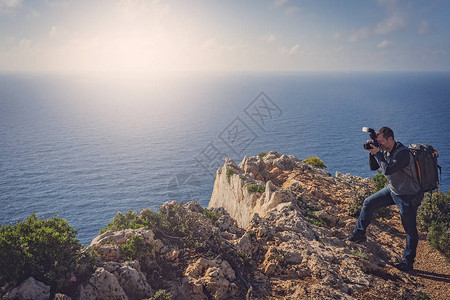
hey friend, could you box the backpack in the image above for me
[408,144,441,193]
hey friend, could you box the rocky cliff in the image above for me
[3,151,429,300]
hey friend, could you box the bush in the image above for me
[99,210,145,234]
[154,289,172,300]
[258,152,267,158]
[373,170,388,192]
[0,213,87,294]
[417,190,450,260]
[99,202,220,251]
[247,184,265,193]
[348,190,391,219]
[304,156,327,169]
[120,235,153,261]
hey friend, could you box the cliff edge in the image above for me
[4,151,440,300]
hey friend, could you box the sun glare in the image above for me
[44,2,214,76]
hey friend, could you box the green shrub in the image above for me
[258,152,267,158]
[304,156,327,169]
[0,213,86,293]
[202,208,221,223]
[350,251,369,260]
[120,235,153,261]
[373,170,388,192]
[247,184,265,193]
[226,169,234,184]
[100,202,211,250]
[304,207,329,227]
[417,191,449,231]
[99,210,146,234]
[154,289,172,300]
[348,190,391,219]
[417,190,450,260]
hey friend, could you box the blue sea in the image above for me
[1,72,449,245]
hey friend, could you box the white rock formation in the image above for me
[209,152,301,228]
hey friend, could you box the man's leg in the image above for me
[351,186,395,238]
[391,193,419,269]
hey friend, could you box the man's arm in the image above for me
[373,149,410,175]
[370,154,379,170]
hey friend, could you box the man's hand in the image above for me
[366,140,380,155]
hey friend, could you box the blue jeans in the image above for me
[353,186,418,264]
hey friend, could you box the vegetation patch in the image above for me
[304,156,327,169]
[0,213,95,296]
[350,251,369,260]
[417,190,450,260]
[154,289,172,300]
[348,171,391,219]
[120,235,153,261]
[226,169,234,184]
[247,184,265,193]
[99,202,250,295]
[373,170,388,192]
[258,152,268,158]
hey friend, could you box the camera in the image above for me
[362,127,379,150]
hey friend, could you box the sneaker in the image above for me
[394,261,413,272]
[345,232,366,243]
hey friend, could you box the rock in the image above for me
[5,277,50,300]
[207,151,422,298]
[209,154,296,228]
[184,201,204,213]
[70,151,425,299]
[104,261,152,300]
[90,228,160,262]
[79,267,128,300]
[183,258,239,300]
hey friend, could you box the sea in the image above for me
[1,71,449,245]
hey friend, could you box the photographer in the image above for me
[346,127,422,272]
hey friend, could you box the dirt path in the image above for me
[410,234,450,300]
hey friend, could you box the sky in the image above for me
[0,0,449,75]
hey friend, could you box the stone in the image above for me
[5,277,50,300]
[183,258,238,300]
[90,228,159,262]
[79,267,128,300]
[104,261,152,300]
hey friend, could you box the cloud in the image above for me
[417,20,432,35]
[285,6,300,15]
[0,0,23,13]
[374,0,407,35]
[431,49,448,56]
[262,34,277,43]
[19,39,31,49]
[281,44,300,56]
[49,26,69,38]
[273,0,289,7]
[377,40,392,48]
[348,27,370,42]
[374,13,407,34]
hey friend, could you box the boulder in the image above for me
[104,261,152,300]
[79,267,128,300]
[5,277,50,300]
[90,228,161,262]
[183,258,238,300]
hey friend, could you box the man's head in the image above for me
[376,126,396,151]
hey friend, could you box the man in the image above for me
[346,127,422,271]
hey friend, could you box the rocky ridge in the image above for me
[3,151,432,299]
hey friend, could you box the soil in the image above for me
[412,234,450,300]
